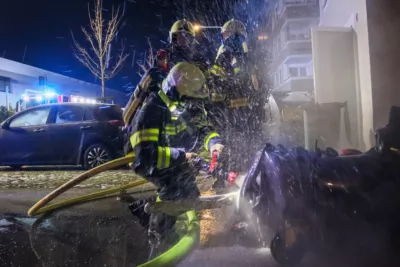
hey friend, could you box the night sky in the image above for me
[0,0,263,92]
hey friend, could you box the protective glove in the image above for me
[186,153,207,172]
[185,152,196,160]
[228,172,239,185]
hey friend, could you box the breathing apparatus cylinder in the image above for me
[123,69,164,125]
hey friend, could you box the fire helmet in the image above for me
[164,62,207,99]
[221,19,247,39]
[169,19,195,41]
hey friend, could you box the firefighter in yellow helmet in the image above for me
[123,19,206,130]
[208,19,264,188]
[157,19,198,72]
[125,62,223,240]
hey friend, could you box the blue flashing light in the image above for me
[22,94,30,102]
[44,91,56,98]
[36,95,43,102]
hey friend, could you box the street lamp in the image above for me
[193,24,222,33]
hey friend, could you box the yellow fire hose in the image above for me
[28,155,136,216]
[27,155,200,267]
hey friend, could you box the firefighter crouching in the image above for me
[208,19,263,187]
[124,62,223,240]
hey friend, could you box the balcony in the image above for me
[284,0,317,4]
[270,4,319,35]
[273,77,314,93]
[270,41,312,70]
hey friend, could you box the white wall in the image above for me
[312,28,359,149]
[318,0,372,149]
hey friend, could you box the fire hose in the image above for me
[27,155,200,267]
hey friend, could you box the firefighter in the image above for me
[157,19,210,73]
[208,19,264,187]
[126,62,223,240]
[123,19,206,130]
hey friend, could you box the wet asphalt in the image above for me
[0,188,281,267]
[1,188,400,267]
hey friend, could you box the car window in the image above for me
[93,105,123,121]
[55,105,84,124]
[9,107,51,128]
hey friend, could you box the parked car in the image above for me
[0,103,125,169]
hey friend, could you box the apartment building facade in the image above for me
[312,0,400,150]
[265,0,319,146]
[266,0,319,98]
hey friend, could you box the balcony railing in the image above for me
[284,0,317,4]
[269,4,320,34]
[270,41,313,69]
[273,77,314,92]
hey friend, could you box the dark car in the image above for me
[0,103,125,169]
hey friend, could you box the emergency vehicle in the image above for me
[15,89,114,112]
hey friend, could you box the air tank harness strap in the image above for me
[158,90,178,112]
[229,98,248,109]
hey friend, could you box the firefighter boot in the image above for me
[148,213,179,245]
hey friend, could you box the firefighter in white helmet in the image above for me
[126,62,223,240]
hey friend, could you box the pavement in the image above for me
[0,187,277,267]
[1,169,399,267]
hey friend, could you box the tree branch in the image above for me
[71,0,128,97]
[137,38,155,74]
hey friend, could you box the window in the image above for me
[39,76,47,86]
[285,0,316,4]
[55,105,84,124]
[289,66,308,77]
[9,107,51,127]
[289,67,299,77]
[0,76,11,93]
[286,21,312,41]
[93,105,122,121]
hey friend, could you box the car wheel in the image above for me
[270,229,306,267]
[83,143,112,169]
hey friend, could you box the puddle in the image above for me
[0,198,169,267]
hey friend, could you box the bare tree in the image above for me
[72,0,128,98]
[137,38,155,76]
